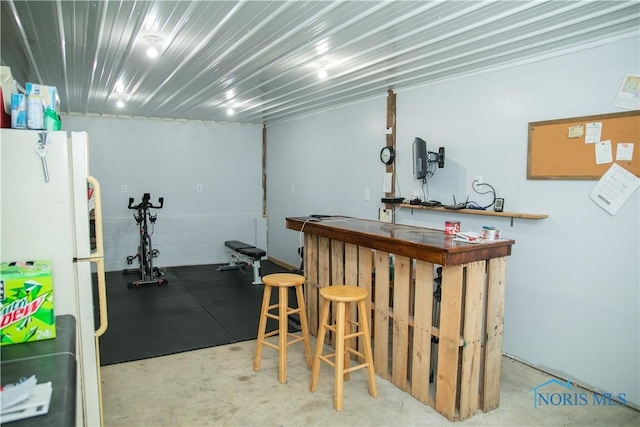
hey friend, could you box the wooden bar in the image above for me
[287,216,514,421]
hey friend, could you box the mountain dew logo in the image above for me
[1,294,49,328]
[0,277,56,345]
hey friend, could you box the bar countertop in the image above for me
[286,216,515,265]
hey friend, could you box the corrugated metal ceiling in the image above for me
[1,1,638,125]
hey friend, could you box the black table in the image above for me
[1,315,77,426]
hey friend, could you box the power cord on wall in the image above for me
[467,180,497,210]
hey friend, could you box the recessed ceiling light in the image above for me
[146,46,159,58]
[116,99,125,108]
[143,35,162,59]
[227,108,234,115]
[317,68,328,79]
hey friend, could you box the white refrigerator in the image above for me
[0,129,107,426]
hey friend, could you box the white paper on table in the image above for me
[595,140,613,165]
[616,143,634,161]
[0,382,52,423]
[0,376,37,411]
[589,163,640,215]
[585,122,602,144]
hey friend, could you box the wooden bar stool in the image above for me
[310,285,377,411]
[253,273,312,383]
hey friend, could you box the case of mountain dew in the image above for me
[0,260,56,346]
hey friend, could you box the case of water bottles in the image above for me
[11,83,60,130]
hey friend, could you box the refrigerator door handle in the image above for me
[86,176,108,337]
[93,257,108,337]
[87,176,104,259]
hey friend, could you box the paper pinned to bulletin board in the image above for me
[527,111,640,180]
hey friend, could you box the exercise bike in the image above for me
[123,193,168,287]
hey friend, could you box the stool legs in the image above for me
[253,284,272,372]
[295,284,313,369]
[359,299,377,398]
[310,294,376,411]
[334,300,346,411]
[278,286,288,383]
[310,297,330,393]
[254,282,312,384]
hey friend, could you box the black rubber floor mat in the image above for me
[97,261,292,366]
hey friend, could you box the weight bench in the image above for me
[217,240,266,285]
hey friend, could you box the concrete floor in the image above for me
[101,337,638,426]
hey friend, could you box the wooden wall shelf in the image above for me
[399,204,548,226]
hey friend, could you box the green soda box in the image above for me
[0,260,56,346]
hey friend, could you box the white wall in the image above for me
[266,37,639,407]
[265,98,387,263]
[63,116,265,272]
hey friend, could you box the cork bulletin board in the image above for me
[527,111,640,180]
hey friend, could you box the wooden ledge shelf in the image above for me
[400,203,548,226]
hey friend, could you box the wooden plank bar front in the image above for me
[288,216,514,422]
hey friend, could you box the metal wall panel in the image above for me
[1,1,638,125]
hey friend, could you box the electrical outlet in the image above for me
[364,189,370,201]
[290,186,295,196]
[196,184,203,193]
[475,176,483,185]
[121,184,127,193]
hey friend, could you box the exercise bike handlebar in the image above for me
[127,193,164,210]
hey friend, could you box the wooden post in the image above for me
[411,260,434,405]
[330,240,345,346]
[392,255,411,391]
[261,124,267,217]
[435,265,464,421]
[374,250,390,379]
[459,261,486,419]
[318,237,331,344]
[358,246,373,362]
[345,243,358,356]
[384,90,397,211]
[305,233,319,336]
[482,257,507,411]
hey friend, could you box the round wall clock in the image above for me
[380,146,395,165]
